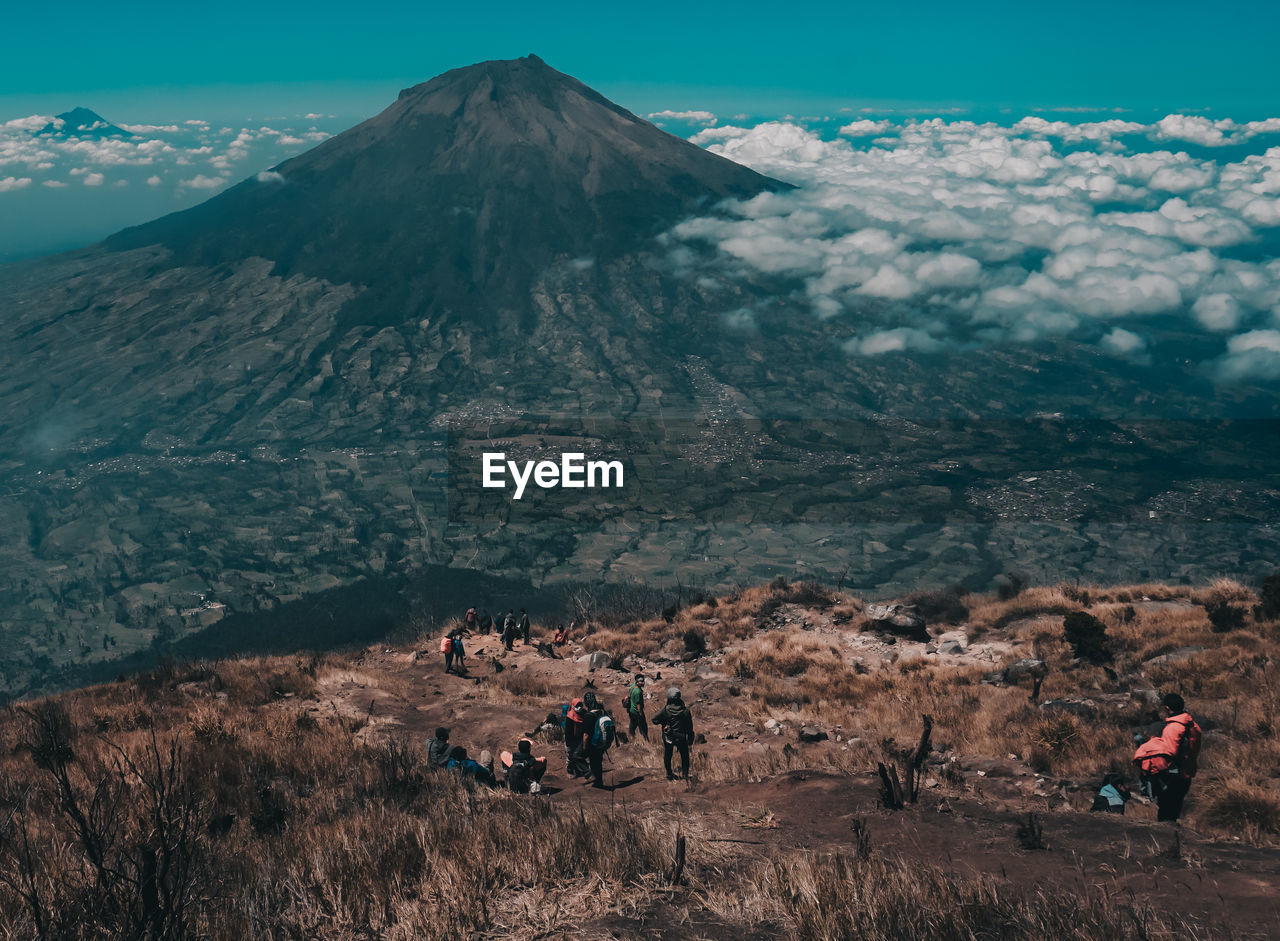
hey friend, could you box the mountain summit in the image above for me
[107,55,786,324]
[39,107,132,138]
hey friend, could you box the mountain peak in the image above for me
[105,56,788,328]
[40,107,131,138]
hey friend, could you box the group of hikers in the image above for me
[440,610,1202,820]
[1089,692,1202,824]
[442,606,559,673]
[426,669,697,791]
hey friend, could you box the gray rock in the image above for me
[798,727,828,743]
[1003,659,1049,683]
[1143,646,1206,666]
[938,641,965,656]
[586,651,611,671]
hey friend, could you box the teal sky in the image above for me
[3,0,1280,122]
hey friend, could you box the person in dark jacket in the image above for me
[427,727,451,768]
[563,698,589,777]
[502,610,516,650]
[580,691,610,789]
[479,610,493,634]
[653,687,694,781]
[519,608,532,645]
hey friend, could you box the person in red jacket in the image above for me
[1134,692,1202,822]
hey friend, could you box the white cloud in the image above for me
[845,327,943,355]
[671,114,1280,369]
[255,170,285,183]
[0,176,32,192]
[648,110,717,126]
[3,114,53,131]
[1215,329,1280,381]
[838,119,891,137]
[82,172,104,186]
[1100,327,1146,356]
[41,179,67,188]
[179,174,226,189]
[146,175,162,185]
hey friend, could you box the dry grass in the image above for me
[3,572,1279,938]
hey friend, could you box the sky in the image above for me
[3,1,1280,121]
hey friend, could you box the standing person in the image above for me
[464,606,478,634]
[451,628,467,675]
[626,674,648,741]
[1133,693,1202,822]
[479,610,493,635]
[580,691,614,789]
[653,687,694,782]
[502,610,517,651]
[441,631,456,674]
[563,698,589,777]
[519,608,532,645]
[427,727,451,768]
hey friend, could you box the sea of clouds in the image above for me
[664,113,1280,383]
[0,112,337,259]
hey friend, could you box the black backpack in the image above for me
[507,752,534,793]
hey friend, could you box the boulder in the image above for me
[938,640,965,656]
[1002,659,1049,683]
[798,727,829,743]
[864,603,928,641]
[586,651,611,671]
[1143,646,1206,666]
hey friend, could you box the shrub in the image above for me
[903,589,969,625]
[1062,611,1112,663]
[1206,600,1246,634]
[1203,783,1280,835]
[1259,573,1280,621]
[995,572,1026,601]
[683,629,707,658]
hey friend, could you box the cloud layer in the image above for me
[673,116,1280,382]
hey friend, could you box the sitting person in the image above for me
[1090,772,1130,814]
[445,745,496,788]
[502,738,548,794]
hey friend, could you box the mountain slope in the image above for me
[38,107,132,138]
[105,54,788,328]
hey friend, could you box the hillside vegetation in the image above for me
[2,575,1279,939]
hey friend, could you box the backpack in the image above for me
[440,636,453,654]
[591,712,615,750]
[1169,716,1202,776]
[507,753,533,793]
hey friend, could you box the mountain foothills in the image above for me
[0,56,1278,695]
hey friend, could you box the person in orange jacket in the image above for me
[1133,692,1202,822]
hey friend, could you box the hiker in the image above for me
[502,738,548,794]
[1132,693,1202,823]
[626,673,648,741]
[519,608,532,645]
[653,687,694,781]
[1090,772,1130,814]
[479,610,493,635]
[563,697,590,777]
[441,631,456,674]
[502,610,516,650]
[427,727,451,768]
[464,606,478,633]
[553,623,568,646]
[446,746,496,788]
[450,628,467,674]
[580,691,615,789]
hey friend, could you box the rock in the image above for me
[1039,698,1099,717]
[935,630,968,651]
[586,651,611,671]
[1002,659,1049,683]
[864,603,928,641]
[798,727,828,743]
[1143,646,1206,666]
[764,718,781,730]
[938,641,965,656]
[1130,687,1162,708]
